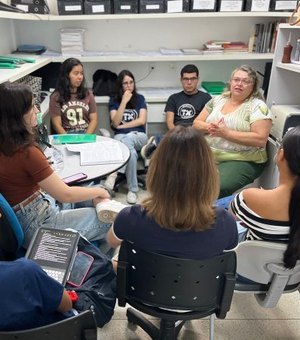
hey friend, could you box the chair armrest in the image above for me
[99,128,111,138]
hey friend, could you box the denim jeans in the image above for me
[13,192,111,249]
[215,195,247,242]
[114,131,148,192]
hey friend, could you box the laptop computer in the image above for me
[26,227,80,285]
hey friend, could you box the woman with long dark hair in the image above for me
[231,126,300,268]
[0,81,125,248]
[49,57,98,134]
[107,70,148,204]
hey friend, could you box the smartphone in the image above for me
[67,251,94,287]
[63,172,87,185]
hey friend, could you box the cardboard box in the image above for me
[190,0,217,11]
[218,0,244,11]
[166,0,189,12]
[269,0,297,11]
[244,0,270,11]
[113,0,138,13]
[139,0,165,13]
[84,0,112,14]
[57,0,83,14]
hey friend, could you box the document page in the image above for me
[67,141,124,165]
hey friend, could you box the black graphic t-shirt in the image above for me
[165,90,211,126]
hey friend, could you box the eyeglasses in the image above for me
[182,77,198,82]
[122,81,134,86]
[231,77,253,86]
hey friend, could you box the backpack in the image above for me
[92,69,117,96]
[65,237,117,328]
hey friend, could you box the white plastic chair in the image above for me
[235,240,300,308]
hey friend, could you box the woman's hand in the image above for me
[208,119,229,138]
[122,90,132,105]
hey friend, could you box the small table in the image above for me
[47,136,130,183]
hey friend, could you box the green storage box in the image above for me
[201,81,226,95]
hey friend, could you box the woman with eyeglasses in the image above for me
[107,70,148,204]
[193,65,272,198]
[231,126,300,269]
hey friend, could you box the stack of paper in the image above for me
[66,141,124,166]
[60,29,85,57]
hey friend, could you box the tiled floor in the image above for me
[97,185,300,340]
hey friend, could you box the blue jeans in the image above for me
[215,195,247,242]
[114,131,148,192]
[13,192,111,249]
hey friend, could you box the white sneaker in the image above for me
[96,200,127,223]
[104,172,118,191]
[127,191,137,204]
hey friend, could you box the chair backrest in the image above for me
[0,194,24,259]
[0,310,97,340]
[117,240,236,318]
[236,240,300,285]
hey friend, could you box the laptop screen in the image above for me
[26,227,80,285]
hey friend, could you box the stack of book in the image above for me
[60,29,85,57]
[202,40,248,54]
[223,42,248,53]
[202,41,225,54]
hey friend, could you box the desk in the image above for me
[47,136,130,183]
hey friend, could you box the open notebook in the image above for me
[26,227,80,285]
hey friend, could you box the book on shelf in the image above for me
[66,141,124,166]
[249,19,287,54]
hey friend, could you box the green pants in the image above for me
[218,161,266,198]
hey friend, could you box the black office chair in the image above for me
[0,310,97,340]
[117,240,237,340]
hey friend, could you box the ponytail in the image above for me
[284,177,300,268]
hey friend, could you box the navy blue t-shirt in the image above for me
[109,93,147,135]
[0,258,66,331]
[113,205,238,260]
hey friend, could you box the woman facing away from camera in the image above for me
[193,65,272,198]
[49,57,98,134]
[105,70,148,205]
[0,82,125,249]
[231,126,300,269]
[107,126,238,259]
